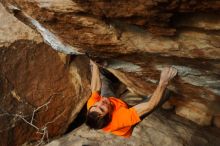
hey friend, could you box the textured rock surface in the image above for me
[213,115,220,128]
[0,0,220,145]
[0,4,41,47]
[46,110,220,146]
[0,4,91,146]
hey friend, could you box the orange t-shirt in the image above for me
[87,92,141,138]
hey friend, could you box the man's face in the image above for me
[89,97,111,116]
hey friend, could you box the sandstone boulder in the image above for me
[0,4,91,146]
[0,0,220,145]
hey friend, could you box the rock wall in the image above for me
[46,110,220,146]
[0,0,220,145]
[0,4,91,146]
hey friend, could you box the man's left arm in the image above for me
[133,67,177,117]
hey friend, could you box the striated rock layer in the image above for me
[0,0,220,145]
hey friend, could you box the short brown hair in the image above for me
[86,111,111,129]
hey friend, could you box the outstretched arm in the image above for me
[133,67,177,117]
[90,60,101,93]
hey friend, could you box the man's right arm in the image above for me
[90,60,101,93]
[133,67,177,117]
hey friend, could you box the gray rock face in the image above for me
[46,110,220,146]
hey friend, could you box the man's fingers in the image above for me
[161,67,177,77]
[171,67,177,76]
[169,67,177,79]
[173,69,177,76]
[159,66,178,86]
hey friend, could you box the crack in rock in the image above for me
[28,16,82,55]
[7,4,83,55]
[107,59,142,72]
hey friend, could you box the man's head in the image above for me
[86,97,113,129]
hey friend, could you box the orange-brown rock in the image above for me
[2,0,220,127]
[0,0,220,145]
[0,4,91,146]
[213,115,220,128]
[175,102,212,126]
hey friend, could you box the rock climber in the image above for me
[86,60,177,138]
